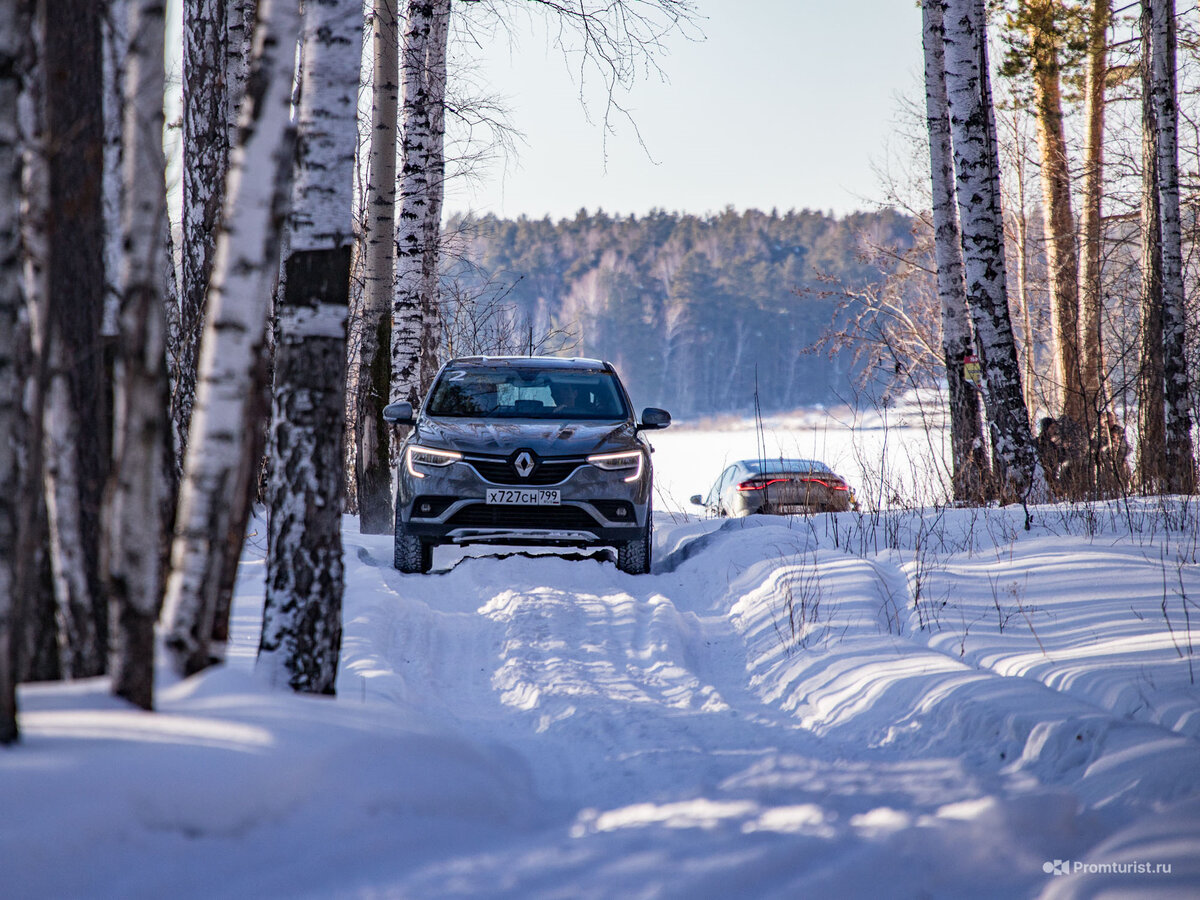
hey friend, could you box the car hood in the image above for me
[416,417,639,457]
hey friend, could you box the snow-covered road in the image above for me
[7,502,1200,898]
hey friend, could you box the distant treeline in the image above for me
[444,207,915,416]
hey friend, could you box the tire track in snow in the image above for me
[338,518,1200,898]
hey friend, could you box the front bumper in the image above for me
[398,453,650,546]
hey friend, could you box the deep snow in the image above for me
[4,414,1200,899]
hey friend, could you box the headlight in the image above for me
[587,450,644,483]
[405,445,462,478]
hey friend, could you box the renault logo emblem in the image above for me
[514,451,536,479]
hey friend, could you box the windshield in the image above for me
[425,366,631,420]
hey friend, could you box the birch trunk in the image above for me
[1151,0,1194,494]
[103,0,170,711]
[16,0,59,685]
[207,0,266,659]
[1137,0,1167,492]
[226,0,257,147]
[1025,0,1084,431]
[178,0,229,463]
[943,0,1047,503]
[1078,0,1109,434]
[0,0,24,744]
[161,0,302,677]
[37,0,109,678]
[923,0,990,504]
[1014,180,1038,415]
[357,0,399,535]
[391,0,448,408]
[419,0,449,393]
[102,0,127,341]
[257,0,359,695]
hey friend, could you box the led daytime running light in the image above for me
[405,445,462,478]
[587,451,644,483]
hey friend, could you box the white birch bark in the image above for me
[1150,0,1194,494]
[418,0,449,392]
[257,0,359,695]
[390,0,439,408]
[161,0,302,677]
[178,0,229,461]
[356,0,399,535]
[103,0,170,710]
[1137,0,1166,492]
[17,0,61,686]
[0,0,24,744]
[922,0,989,502]
[35,0,109,679]
[943,0,1047,503]
[101,0,128,339]
[226,0,257,147]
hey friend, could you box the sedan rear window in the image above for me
[744,458,832,476]
[426,367,630,420]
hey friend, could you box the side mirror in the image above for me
[382,401,415,425]
[689,494,704,506]
[638,407,671,431]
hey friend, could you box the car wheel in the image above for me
[617,508,652,575]
[394,516,433,574]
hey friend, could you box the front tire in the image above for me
[394,515,433,573]
[617,509,652,575]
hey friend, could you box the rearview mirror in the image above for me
[382,401,415,425]
[689,494,703,506]
[638,407,671,431]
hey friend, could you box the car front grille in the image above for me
[445,504,599,529]
[466,457,588,485]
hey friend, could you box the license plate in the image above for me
[485,488,560,505]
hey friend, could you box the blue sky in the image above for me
[445,0,924,219]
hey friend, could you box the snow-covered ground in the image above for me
[5,414,1200,899]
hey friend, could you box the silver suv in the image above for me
[383,356,671,574]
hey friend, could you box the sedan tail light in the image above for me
[736,478,788,492]
[736,476,849,492]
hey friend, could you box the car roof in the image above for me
[446,355,612,371]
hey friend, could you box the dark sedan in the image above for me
[690,458,856,517]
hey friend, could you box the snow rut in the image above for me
[334,516,1200,898]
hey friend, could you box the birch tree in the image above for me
[161,0,302,677]
[258,0,359,695]
[1149,0,1194,494]
[102,0,128,342]
[356,0,399,535]
[226,0,257,145]
[943,0,1047,502]
[102,0,170,711]
[16,0,58,686]
[419,0,449,392]
[36,0,110,678]
[0,0,24,744]
[1137,0,1166,492]
[207,0,267,660]
[391,0,450,410]
[178,0,230,462]
[922,0,991,503]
